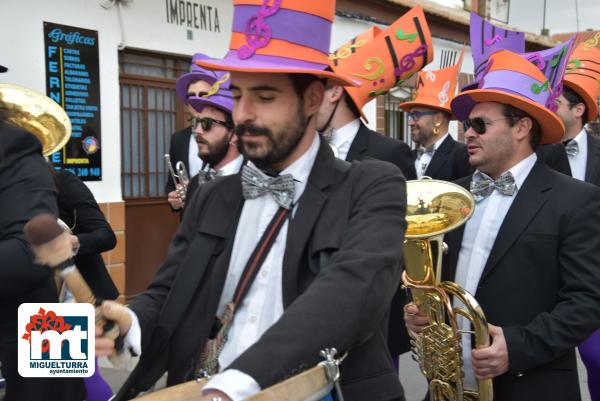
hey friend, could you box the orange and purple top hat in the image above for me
[327,6,434,121]
[195,0,356,85]
[452,50,566,144]
[399,48,464,118]
[564,40,600,122]
[176,53,232,105]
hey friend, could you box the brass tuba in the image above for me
[0,83,71,156]
[402,178,493,401]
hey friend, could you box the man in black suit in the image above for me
[96,2,409,400]
[404,50,600,401]
[315,84,416,179]
[0,119,85,400]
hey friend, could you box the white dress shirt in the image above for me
[415,133,449,178]
[202,134,321,400]
[217,154,244,176]
[328,118,360,161]
[453,152,537,390]
[566,128,588,181]
[187,133,204,178]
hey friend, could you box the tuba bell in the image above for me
[402,178,493,401]
[0,83,71,156]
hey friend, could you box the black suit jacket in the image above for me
[442,161,600,401]
[536,143,571,176]
[346,122,417,180]
[536,133,600,184]
[116,142,407,401]
[0,123,85,401]
[56,169,119,300]
[165,126,193,194]
[422,135,472,181]
[585,133,600,185]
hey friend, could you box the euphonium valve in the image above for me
[402,178,493,401]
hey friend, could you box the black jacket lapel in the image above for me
[282,142,335,305]
[585,133,600,185]
[345,123,369,162]
[479,161,552,283]
[425,135,454,178]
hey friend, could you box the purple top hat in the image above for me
[195,0,356,86]
[176,53,231,104]
[188,72,234,115]
[463,12,525,91]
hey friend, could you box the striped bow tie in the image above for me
[564,140,579,158]
[470,171,516,202]
[241,164,295,209]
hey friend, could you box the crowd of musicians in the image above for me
[2,1,600,401]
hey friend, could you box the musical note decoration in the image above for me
[396,29,417,43]
[329,40,368,62]
[203,73,231,98]
[350,57,385,81]
[531,80,550,94]
[527,53,546,71]
[485,35,503,47]
[238,0,282,60]
[583,32,600,51]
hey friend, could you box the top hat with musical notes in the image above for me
[452,50,565,144]
[327,6,433,121]
[564,39,600,122]
[463,12,525,91]
[176,53,231,105]
[399,48,464,118]
[194,0,356,85]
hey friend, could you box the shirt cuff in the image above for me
[124,308,141,356]
[203,369,261,401]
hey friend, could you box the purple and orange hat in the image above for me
[188,72,234,115]
[452,50,566,144]
[176,53,231,104]
[195,0,357,86]
[564,41,600,122]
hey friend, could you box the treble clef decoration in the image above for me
[583,32,600,50]
[394,45,428,79]
[238,0,282,60]
[546,82,563,112]
[438,81,451,106]
[203,73,231,98]
[531,80,550,94]
[329,40,368,62]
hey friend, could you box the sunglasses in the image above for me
[407,110,439,122]
[192,117,230,132]
[462,117,514,135]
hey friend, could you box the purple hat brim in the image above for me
[195,51,360,87]
[188,95,233,116]
[451,89,565,144]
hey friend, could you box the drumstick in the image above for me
[24,213,124,351]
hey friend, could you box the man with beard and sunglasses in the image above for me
[96,2,414,401]
[404,50,600,401]
[182,73,243,207]
[166,53,230,211]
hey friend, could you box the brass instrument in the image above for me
[0,83,71,156]
[402,178,493,401]
[165,153,190,201]
[132,348,345,401]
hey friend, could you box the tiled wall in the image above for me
[99,201,126,304]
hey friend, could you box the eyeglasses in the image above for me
[462,117,514,135]
[192,117,230,132]
[407,110,438,122]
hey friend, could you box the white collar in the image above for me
[218,154,244,176]
[506,152,538,190]
[330,118,360,149]
[572,128,588,147]
[432,133,449,150]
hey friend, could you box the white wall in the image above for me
[1,0,232,202]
